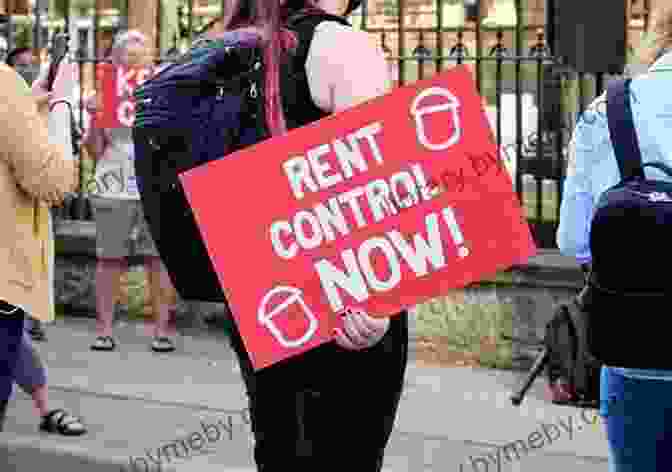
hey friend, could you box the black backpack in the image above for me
[543,294,601,408]
[583,77,672,369]
[510,285,601,409]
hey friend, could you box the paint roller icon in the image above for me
[258,286,318,349]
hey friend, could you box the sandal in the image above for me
[90,336,116,351]
[28,323,47,342]
[151,336,175,353]
[39,409,87,436]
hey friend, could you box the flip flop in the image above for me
[151,336,175,353]
[90,335,116,351]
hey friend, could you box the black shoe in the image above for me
[39,409,87,436]
[28,322,47,342]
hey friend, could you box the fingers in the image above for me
[83,93,98,113]
[333,327,359,350]
[342,314,373,347]
[357,309,389,333]
[334,308,390,351]
[349,311,377,339]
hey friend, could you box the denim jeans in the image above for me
[600,366,672,471]
[0,301,25,431]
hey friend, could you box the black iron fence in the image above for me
[356,0,614,249]
[40,0,625,249]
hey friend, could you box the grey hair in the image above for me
[108,30,149,64]
[112,30,148,50]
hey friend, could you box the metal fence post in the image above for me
[33,0,44,52]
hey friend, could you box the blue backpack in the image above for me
[132,12,348,303]
[132,29,267,303]
[583,78,672,369]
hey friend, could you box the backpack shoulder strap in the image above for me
[606,78,644,181]
[286,12,351,68]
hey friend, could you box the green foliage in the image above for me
[14,24,32,49]
[51,0,69,17]
[124,267,149,319]
[415,296,514,369]
[381,0,398,17]
[81,156,96,194]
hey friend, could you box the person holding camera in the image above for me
[6,47,50,342]
[0,53,78,430]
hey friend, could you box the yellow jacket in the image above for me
[0,64,76,322]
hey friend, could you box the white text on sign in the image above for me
[270,120,468,312]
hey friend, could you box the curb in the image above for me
[0,433,193,472]
[0,433,133,472]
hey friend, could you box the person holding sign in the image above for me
[83,31,178,353]
[1,45,88,435]
[201,1,408,470]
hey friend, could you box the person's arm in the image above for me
[31,63,106,164]
[305,23,393,350]
[556,97,608,265]
[306,22,391,114]
[0,65,75,205]
[81,93,106,164]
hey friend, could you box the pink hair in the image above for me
[214,1,323,137]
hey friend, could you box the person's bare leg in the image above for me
[95,258,125,337]
[14,331,49,417]
[146,257,172,339]
[31,384,49,417]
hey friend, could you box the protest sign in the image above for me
[179,65,537,370]
[95,63,153,128]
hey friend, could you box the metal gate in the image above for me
[6,0,636,249]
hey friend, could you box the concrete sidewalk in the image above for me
[0,316,609,471]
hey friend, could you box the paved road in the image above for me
[0,316,609,471]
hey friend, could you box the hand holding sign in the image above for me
[334,307,390,350]
[180,65,536,370]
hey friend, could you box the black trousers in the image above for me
[228,311,409,471]
[0,301,26,432]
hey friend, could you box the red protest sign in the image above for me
[179,65,536,370]
[95,64,153,128]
